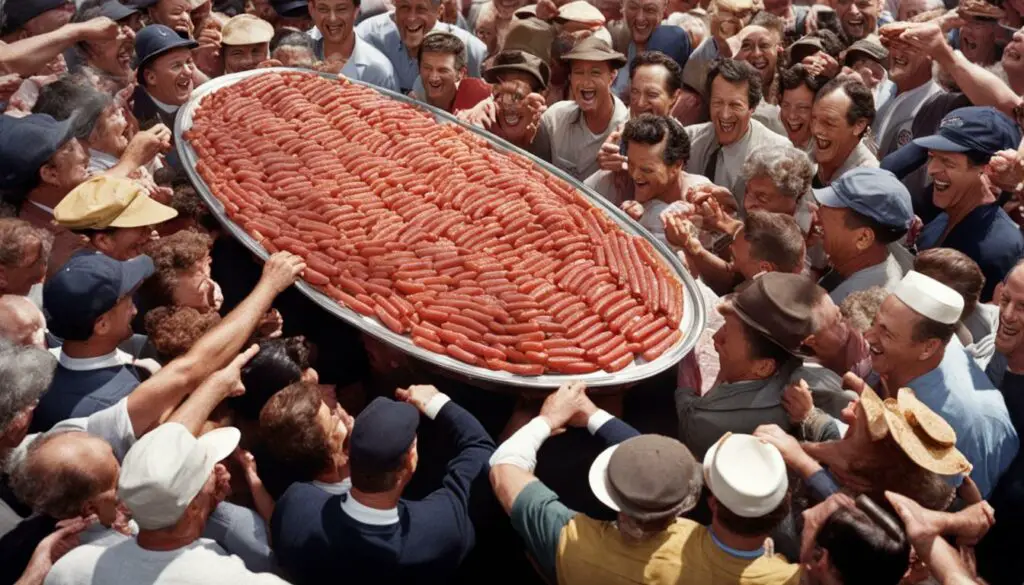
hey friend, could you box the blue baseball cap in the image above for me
[912,106,1022,157]
[44,253,154,341]
[271,0,308,17]
[3,0,71,31]
[135,24,198,80]
[813,167,913,230]
[0,114,78,193]
[349,397,419,473]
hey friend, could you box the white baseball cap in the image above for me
[893,270,964,325]
[703,433,788,518]
[118,423,240,530]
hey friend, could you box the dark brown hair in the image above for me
[744,210,805,273]
[259,381,333,482]
[914,248,983,321]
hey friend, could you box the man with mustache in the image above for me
[685,58,790,210]
[531,36,629,181]
[308,0,399,92]
[356,0,487,94]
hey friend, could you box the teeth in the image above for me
[933,179,950,190]
[503,113,520,125]
[816,138,832,149]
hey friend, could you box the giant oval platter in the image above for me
[175,68,706,389]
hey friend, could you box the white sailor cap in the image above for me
[892,270,964,325]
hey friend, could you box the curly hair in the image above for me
[742,146,814,202]
[259,381,334,482]
[144,306,222,361]
[0,218,53,269]
[139,230,213,309]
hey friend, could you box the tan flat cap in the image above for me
[222,14,275,46]
[55,176,178,231]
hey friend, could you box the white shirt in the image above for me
[44,538,288,585]
[56,348,134,371]
[872,80,941,157]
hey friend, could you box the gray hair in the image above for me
[742,146,814,202]
[0,338,55,433]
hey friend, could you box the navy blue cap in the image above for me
[813,167,914,230]
[271,0,309,17]
[130,0,161,7]
[0,114,77,192]
[646,25,691,70]
[98,0,141,21]
[44,253,154,341]
[135,24,198,80]
[3,0,70,31]
[912,106,1021,158]
[349,397,419,473]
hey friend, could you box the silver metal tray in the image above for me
[175,68,707,390]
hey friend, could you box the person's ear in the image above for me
[993,281,1005,304]
[39,162,60,187]
[751,357,778,378]
[919,337,944,361]
[91,232,116,256]
[853,117,869,140]
[758,260,775,275]
[854,225,875,251]
[669,88,682,111]
[609,67,618,87]
[143,67,158,87]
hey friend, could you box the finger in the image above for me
[841,372,868,395]
[232,344,260,368]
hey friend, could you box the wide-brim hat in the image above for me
[726,272,823,354]
[56,176,179,231]
[484,50,551,90]
[789,36,824,64]
[861,386,972,476]
[504,17,555,65]
[588,435,701,522]
[560,35,627,69]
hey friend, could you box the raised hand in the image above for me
[539,380,588,431]
[621,199,644,221]
[781,379,814,423]
[597,125,627,172]
[261,251,306,293]
[396,384,441,414]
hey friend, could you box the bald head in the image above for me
[11,431,119,520]
[0,295,45,349]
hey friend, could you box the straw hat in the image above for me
[860,386,972,476]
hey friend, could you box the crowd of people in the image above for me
[2,0,1024,583]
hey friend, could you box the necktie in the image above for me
[703,145,722,184]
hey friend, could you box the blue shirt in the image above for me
[314,34,400,93]
[355,12,487,93]
[613,26,692,100]
[918,203,1024,302]
[906,342,1019,497]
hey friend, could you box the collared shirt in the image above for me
[823,252,904,304]
[314,34,400,93]
[918,203,1024,301]
[339,494,401,526]
[872,80,942,158]
[812,140,879,188]
[611,41,636,99]
[685,118,792,210]
[87,149,119,175]
[532,96,630,181]
[312,478,352,496]
[355,12,487,92]
[147,91,181,116]
[57,349,134,371]
[906,341,1019,497]
[754,102,787,138]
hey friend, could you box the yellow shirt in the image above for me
[556,516,801,585]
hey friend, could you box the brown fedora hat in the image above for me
[484,50,551,90]
[560,35,627,69]
[728,272,825,354]
[504,16,555,66]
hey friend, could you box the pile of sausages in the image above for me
[186,71,685,376]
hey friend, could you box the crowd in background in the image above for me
[3,0,1024,583]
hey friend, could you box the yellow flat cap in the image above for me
[55,176,178,231]
[222,14,274,46]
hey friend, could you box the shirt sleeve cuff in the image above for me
[488,417,552,470]
[586,410,615,435]
[423,393,451,420]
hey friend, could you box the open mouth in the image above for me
[634,21,651,35]
[784,120,804,133]
[869,343,882,356]
[748,56,768,69]
[933,178,951,191]
[815,137,832,150]
[1000,320,1020,339]
[117,45,132,69]
[176,77,193,94]
[962,35,978,52]
[1006,46,1023,62]
[405,22,425,35]
[717,119,736,133]
[578,88,597,104]
[892,53,909,67]
[847,15,864,27]
[326,23,345,36]
[502,112,521,126]
[426,79,444,92]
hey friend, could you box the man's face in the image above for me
[744,173,797,216]
[96,293,138,344]
[1002,29,1024,79]
[729,226,764,279]
[812,88,864,169]
[735,26,780,87]
[709,75,753,146]
[420,51,462,108]
[273,45,317,67]
[22,3,75,36]
[897,0,927,21]
[42,139,89,191]
[248,0,278,21]
[395,0,441,53]
[0,240,46,296]
[927,150,983,212]
[144,48,195,106]
[101,227,159,261]
[780,84,814,147]
[494,76,535,139]
[713,309,760,381]
[629,64,677,117]
[997,267,1024,356]
[960,19,999,65]
[816,205,863,266]
[89,105,130,157]
[475,14,498,54]
[171,262,216,310]
[888,44,931,88]
[191,0,213,31]
[0,298,47,348]
[847,56,885,90]
[863,296,931,379]
[85,24,136,78]
[710,0,753,39]
[223,42,270,73]
[316,401,354,458]
[627,140,680,203]
[624,0,665,46]
[830,0,878,41]
[151,0,194,36]
[804,297,850,363]
[310,0,357,44]
[569,59,616,114]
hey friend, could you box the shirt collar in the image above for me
[313,477,352,495]
[709,528,765,559]
[146,91,180,115]
[57,348,134,371]
[89,149,119,167]
[720,121,754,152]
[340,493,399,525]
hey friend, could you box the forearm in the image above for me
[940,49,1021,116]
[13,565,47,585]
[914,537,977,585]
[248,477,276,525]
[167,383,228,435]
[689,248,738,295]
[0,26,83,76]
